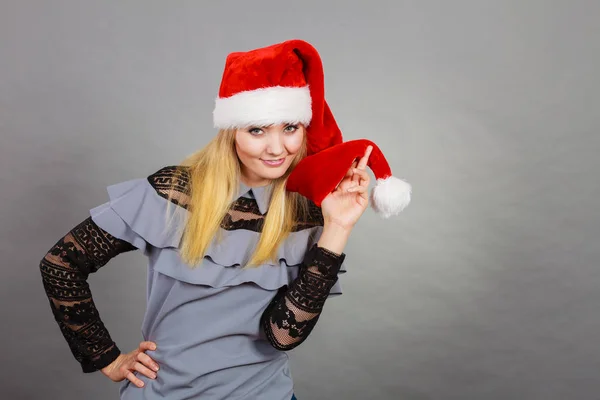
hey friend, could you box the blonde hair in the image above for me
[167,128,308,268]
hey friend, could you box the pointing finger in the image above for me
[357,145,373,170]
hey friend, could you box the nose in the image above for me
[266,132,284,156]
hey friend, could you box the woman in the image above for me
[39,39,411,399]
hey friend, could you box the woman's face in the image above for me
[235,123,305,187]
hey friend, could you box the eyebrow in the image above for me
[247,123,300,130]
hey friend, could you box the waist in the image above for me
[119,351,292,400]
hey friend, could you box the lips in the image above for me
[261,158,285,167]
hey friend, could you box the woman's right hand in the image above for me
[101,341,159,388]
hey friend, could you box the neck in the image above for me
[240,172,271,188]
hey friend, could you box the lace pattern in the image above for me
[41,165,344,372]
[147,165,191,209]
[39,217,136,372]
[261,245,345,350]
[147,166,324,232]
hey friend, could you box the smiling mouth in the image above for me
[261,158,285,166]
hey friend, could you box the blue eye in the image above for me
[248,127,263,135]
[284,125,298,133]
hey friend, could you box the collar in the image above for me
[236,181,273,215]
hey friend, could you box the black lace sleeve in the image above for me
[39,217,137,372]
[260,245,345,351]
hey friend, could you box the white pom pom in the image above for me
[370,176,412,218]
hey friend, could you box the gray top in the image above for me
[89,176,346,400]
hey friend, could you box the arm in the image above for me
[260,222,349,351]
[261,145,374,351]
[39,217,136,372]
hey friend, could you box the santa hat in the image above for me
[213,39,411,217]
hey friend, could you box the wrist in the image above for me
[323,216,354,232]
[304,243,346,278]
[318,220,352,255]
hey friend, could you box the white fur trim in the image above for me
[370,176,412,218]
[213,85,312,129]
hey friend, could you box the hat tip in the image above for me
[370,176,412,218]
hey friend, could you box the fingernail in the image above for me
[153,364,159,371]
[151,373,157,379]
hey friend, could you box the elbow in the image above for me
[262,320,306,351]
[267,337,303,352]
[39,253,51,280]
[39,249,59,281]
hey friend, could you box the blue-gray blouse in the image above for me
[40,166,347,400]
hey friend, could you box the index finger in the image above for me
[357,145,373,170]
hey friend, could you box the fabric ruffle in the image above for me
[90,178,185,252]
[90,178,345,294]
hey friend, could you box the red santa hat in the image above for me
[213,39,411,218]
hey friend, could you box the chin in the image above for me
[260,169,287,180]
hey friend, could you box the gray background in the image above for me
[1,1,599,399]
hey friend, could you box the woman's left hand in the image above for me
[320,145,373,230]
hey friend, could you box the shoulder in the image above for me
[146,165,192,209]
